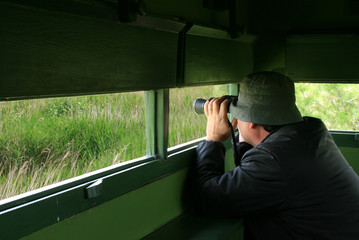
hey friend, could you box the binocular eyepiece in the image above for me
[193,95,237,115]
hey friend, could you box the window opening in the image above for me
[295,83,359,130]
[0,92,145,200]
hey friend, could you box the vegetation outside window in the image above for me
[168,83,359,149]
[0,92,145,200]
[295,83,359,130]
[168,85,229,148]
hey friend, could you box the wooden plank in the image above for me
[331,130,359,148]
[246,0,359,35]
[0,2,178,100]
[286,35,359,83]
[253,36,286,73]
[0,0,234,30]
[0,147,197,240]
[330,130,359,173]
[0,0,118,21]
[142,211,243,240]
[145,0,231,29]
[339,147,359,175]
[184,26,255,86]
[20,169,189,240]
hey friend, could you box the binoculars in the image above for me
[193,95,237,115]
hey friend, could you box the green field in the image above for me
[0,86,214,199]
[0,83,358,199]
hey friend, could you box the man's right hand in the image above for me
[204,96,237,143]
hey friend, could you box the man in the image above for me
[195,71,359,239]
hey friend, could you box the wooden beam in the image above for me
[0,2,178,100]
[286,35,359,83]
[184,26,255,86]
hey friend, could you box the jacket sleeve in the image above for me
[195,141,288,217]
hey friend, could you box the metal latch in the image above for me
[85,179,103,199]
[355,133,359,141]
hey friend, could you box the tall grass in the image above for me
[0,93,146,199]
[0,86,218,200]
[0,83,358,200]
[168,86,220,147]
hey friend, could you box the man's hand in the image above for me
[205,96,237,142]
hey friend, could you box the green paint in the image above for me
[1,138,234,240]
[254,36,286,73]
[146,0,230,28]
[227,83,239,97]
[145,91,156,156]
[0,144,197,240]
[339,147,359,175]
[287,35,359,82]
[225,146,237,172]
[21,169,188,240]
[143,211,243,240]
[331,131,359,148]
[227,83,239,121]
[184,33,254,86]
[156,90,169,159]
[0,2,178,100]
[0,0,118,21]
[145,90,169,159]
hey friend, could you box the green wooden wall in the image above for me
[21,170,189,240]
[2,0,359,101]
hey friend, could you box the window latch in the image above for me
[85,179,103,199]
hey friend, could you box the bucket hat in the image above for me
[229,71,303,125]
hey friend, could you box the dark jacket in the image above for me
[195,117,359,239]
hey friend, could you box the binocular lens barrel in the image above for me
[193,96,237,115]
[193,98,210,115]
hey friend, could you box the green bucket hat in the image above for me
[229,71,303,125]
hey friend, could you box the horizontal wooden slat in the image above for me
[286,35,359,83]
[184,26,255,86]
[246,0,359,35]
[0,0,118,21]
[142,211,243,240]
[331,130,359,148]
[0,2,178,100]
[19,169,189,240]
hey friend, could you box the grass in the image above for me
[295,83,359,130]
[168,86,218,146]
[0,93,147,199]
[0,86,218,199]
[0,83,358,200]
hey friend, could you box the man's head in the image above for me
[229,71,303,126]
